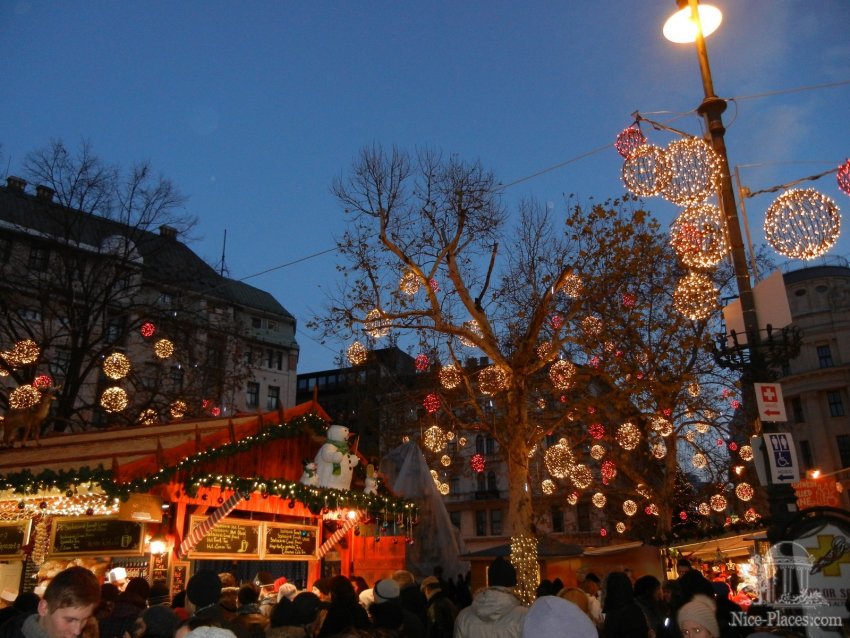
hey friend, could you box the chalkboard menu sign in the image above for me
[0,521,31,557]
[188,517,260,558]
[264,524,318,560]
[170,561,189,598]
[50,518,144,556]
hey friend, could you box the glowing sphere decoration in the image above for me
[423,393,441,413]
[549,359,577,390]
[570,464,592,490]
[652,441,667,459]
[536,341,555,361]
[600,460,617,482]
[33,374,53,389]
[590,444,606,460]
[739,445,754,462]
[429,278,440,292]
[623,500,638,516]
[459,320,483,347]
[153,339,174,359]
[837,159,850,196]
[735,483,754,502]
[140,322,156,338]
[615,125,647,159]
[457,436,467,447]
[170,400,188,419]
[616,522,626,534]
[600,528,608,537]
[346,341,368,366]
[592,492,607,508]
[103,352,131,380]
[636,483,652,499]
[10,339,41,366]
[399,271,420,295]
[688,382,701,397]
[440,455,451,467]
[670,203,728,268]
[744,508,760,523]
[438,483,450,495]
[560,272,583,298]
[650,416,673,436]
[645,503,659,516]
[622,144,672,197]
[100,386,128,413]
[438,364,462,389]
[364,308,390,339]
[698,502,710,516]
[137,408,158,425]
[764,188,841,260]
[9,384,41,410]
[478,365,509,395]
[566,492,578,506]
[616,422,641,450]
[470,453,486,473]
[710,494,728,512]
[581,315,603,337]
[694,421,710,434]
[415,354,430,372]
[545,440,574,479]
[691,453,708,469]
[588,422,605,440]
[423,425,448,452]
[541,479,556,495]
[661,137,722,207]
[673,272,718,321]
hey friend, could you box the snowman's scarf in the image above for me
[328,439,350,475]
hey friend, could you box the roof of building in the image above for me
[0,184,293,319]
[783,263,850,285]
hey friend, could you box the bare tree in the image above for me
[312,145,747,597]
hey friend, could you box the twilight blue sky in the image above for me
[1,1,848,373]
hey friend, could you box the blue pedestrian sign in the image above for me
[763,433,799,484]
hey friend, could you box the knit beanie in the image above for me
[678,594,720,637]
[373,579,400,603]
[187,570,223,608]
[522,596,597,638]
[142,605,179,638]
[487,557,517,587]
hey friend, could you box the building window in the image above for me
[450,476,460,495]
[487,471,497,493]
[798,440,813,470]
[791,397,804,423]
[245,348,254,365]
[449,510,461,531]
[486,436,496,456]
[576,502,591,532]
[268,320,277,331]
[18,308,41,322]
[246,382,259,408]
[476,473,486,493]
[475,434,485,454]
[252,317,262,329]
[28,246,49,271]
[267,386,280,410]
[837,435,850,468]
[490,509,502,536]
[158,292,173,307]
[827,391,845,417]
[105,317,124,344]
[817,345,834,368]
[275,351,283,371]
[551,506,565,533]
[475,510,487,536]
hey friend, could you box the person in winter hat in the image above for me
[677,595,719,638]
[454,557,527,638]
[522,596,597,638]
[137,606,180,638]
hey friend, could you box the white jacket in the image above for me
[454,587,527,638]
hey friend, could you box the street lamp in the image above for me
[663,0,797,540]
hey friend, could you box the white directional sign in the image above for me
[754,382,787,422]
[762,432,799,484]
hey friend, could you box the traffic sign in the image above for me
[763,432,800,484]
[754,382,787,422]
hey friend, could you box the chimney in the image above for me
[6,176,27,192]
[35,185,55,202]
[159,225,178,239]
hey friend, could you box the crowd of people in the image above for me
[0,558,843,638]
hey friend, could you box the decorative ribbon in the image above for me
[177,490,245,559]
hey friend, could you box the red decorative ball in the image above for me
[415,354,430,372]
[621,293,636,307]
[615,125,647,159]
[588,423,605,439]
[728,442,738,452]
[600,527,608,537]
[679,510,688,521]
[33,374,53,389]
[423,393,441,413]
[471,453,486,473]
[140,322,156,338]
[550,315,564,329]
[837,159,850,196]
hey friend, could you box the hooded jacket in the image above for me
[453,587,527,638]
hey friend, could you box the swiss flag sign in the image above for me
[754,382,787,422]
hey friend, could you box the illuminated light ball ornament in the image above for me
[621,293,636,308]
[581,315,603,337]
[616,522,626,534]
[549,359,577,390]
[590,444,606,460]
[645,503,659,516]
[688,382,701,397]
[744,507,760,523]
[735,482,754,502]
[102,352,131,380]
[153,338,174,359]
[739,445,754,462]
[438,364,462,389]
[623,500,638,517]
[423,393,441,413]
[415,354,430,372]
[661,137,722,207]
[438,483,450,496]
[694,421,710,434]
[636,483,652,499]
[364,308,390,339]
[140,322,156,338]
[545,440,575,479]
[457,436,468,447]
[710,494,727,512]
[33,374,53,389]
[470,453,486,473]
[541,479,556,495]
[600,528,608,538]
[9,384,41,410]
[600,460,617,482]
[459,320,483,347]
[446,430,455,441]
[12,339,41,366]
[588,422,605,440]
[566,492,579,506]
[550,314,564,330]
[423,425,448,452]
[650,416,673,436]
[347,341,368,366]
[698,502,710,516]
[621,144,672,197]
[592,492,607,509]
[652,441,667,459]
[764,188,841,260]
[837,159,850,196]
[440,454,451,467]
[679,510,689,521]
[137,408,158,425]
[673,271,718,321]
[691,452,708,469]
[614,124,647,159]
[560,271,583,298]
[170,400,188,419]
[536,397,546,410]
[570,464,593,490]
[478,365,509,395]
[429,277,440,293]
[0,367,7,377]
[100,386,128,413]
[616,421,641,450]
[399,270,420,295]
[536,341,555,361]
[670,203,728,268]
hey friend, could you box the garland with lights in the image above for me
[0,413,417,517]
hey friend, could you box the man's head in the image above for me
[38,566,100,638]
[253,571,275,597]
[581,573,601,596]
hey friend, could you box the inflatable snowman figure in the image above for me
[363,464,379,495]
[299,461,318,486]
[314,424,360,490]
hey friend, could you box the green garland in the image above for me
[0,413,416,517]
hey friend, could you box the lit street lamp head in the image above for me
[663,2,722,43]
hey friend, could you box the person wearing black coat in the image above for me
[600,571,649,638]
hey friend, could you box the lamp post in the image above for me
[663,0,797,539]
